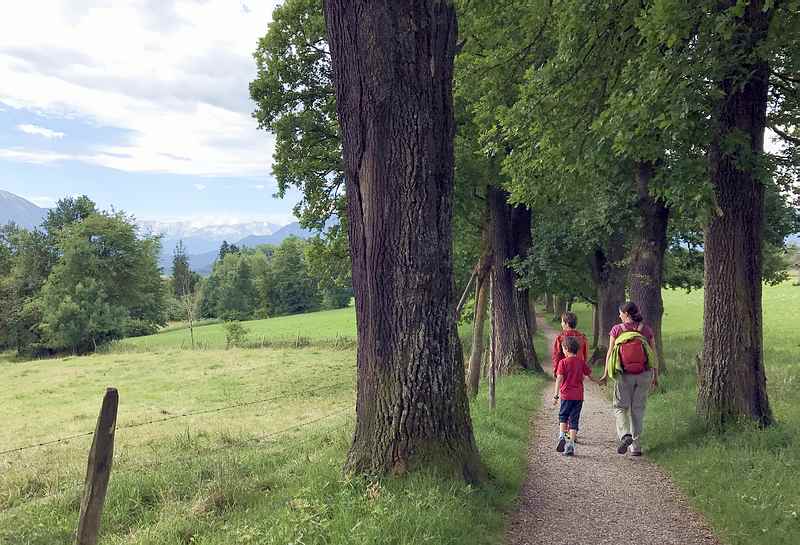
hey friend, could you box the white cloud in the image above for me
[254,184,265,190]
[194,183,207,191]
[0,0,282,176]
[0,148,74,164]
[17,123,65,139]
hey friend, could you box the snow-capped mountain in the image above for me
[140,220,283,246]
[143,219,315,274]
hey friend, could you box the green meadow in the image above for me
[117,307,358,350]
[2,283,798,544]
[0,316,549,545]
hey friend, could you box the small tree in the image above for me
[224,321,249,349]
[172,241,196,297]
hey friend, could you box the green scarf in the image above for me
[606,330,657,381]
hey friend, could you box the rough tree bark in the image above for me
[698,0,773,429]
[488,185,542,374]
[589,232,628,363]
[324,0,484,479]
[628,161,669,372]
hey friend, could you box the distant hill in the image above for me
[238,222,314,248]
[0,190,47,229]
[160,222,315,275]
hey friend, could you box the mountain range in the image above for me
[0,189,48,229]
[0,189,313,274]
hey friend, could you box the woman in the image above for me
[598,302,658,456]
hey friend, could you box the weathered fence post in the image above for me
[75,387,118,545]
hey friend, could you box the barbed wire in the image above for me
[0,380,353,457]
[130,405,354,471]
[0,407,355,518]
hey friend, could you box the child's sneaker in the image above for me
[564,442,575,456]
[556,435,566,453]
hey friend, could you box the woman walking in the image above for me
[599,302,658,456]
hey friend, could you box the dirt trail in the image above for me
[506,319,720,545]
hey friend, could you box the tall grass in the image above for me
[0,323,548,545]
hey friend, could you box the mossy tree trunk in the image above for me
[589,233,627,363]
[488,185,542,375]
[324,0,484,480]
[628,161,669,372]
[698,0,773,429]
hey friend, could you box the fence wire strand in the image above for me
[0,407,355,518]
[0,380,353,456]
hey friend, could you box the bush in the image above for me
[163,295,185,322]
[224,321,249,349]
[125,319,160,338]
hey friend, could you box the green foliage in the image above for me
[41,195,97,241]
[199,237,325,321]
[259,236,322,316]
[223,320,250,349]
[171,240,198,297]
[38,212,166,353]
[40,278,128,353]
[250,0,342,233]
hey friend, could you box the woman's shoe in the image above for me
[617,434,633,454]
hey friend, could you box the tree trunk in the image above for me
[467,218,493,398]
[553,296,567,321]
[467,277,489,398]
[324,0,483,480]
[529,294,538,335]
[544,293,554,313]
[628,161,669,372]
[698,0,773,429]
[589,233,628,363]
[488,186,541,375]
[591,303,599,350]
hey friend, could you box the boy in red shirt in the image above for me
[553,335,596,456]
[551,311,589,377]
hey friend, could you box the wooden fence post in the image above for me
[75,388,118,545]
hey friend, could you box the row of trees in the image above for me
[251,0,799,479]
[0,196,166,355]
[187,236,351,322]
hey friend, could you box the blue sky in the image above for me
[0,0,300,225]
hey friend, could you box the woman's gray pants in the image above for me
[613,371,652,451]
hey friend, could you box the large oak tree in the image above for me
[323,0,483,479]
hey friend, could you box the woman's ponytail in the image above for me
[620,301,643,323]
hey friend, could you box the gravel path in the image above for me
[506,320,721,545]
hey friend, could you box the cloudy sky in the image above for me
[0,0,301,225]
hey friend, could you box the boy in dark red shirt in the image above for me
[551,311,589,377]
[553,335,596,456]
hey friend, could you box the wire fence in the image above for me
[0,403,356,518]
[0,380,353,457]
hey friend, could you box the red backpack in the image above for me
[619,325,648,375]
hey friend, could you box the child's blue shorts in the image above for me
[558,399,584,431]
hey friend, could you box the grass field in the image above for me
[3,284,799,545]
[0,317,548,545]
[118,307,358,350]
